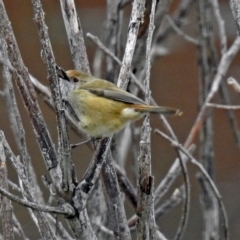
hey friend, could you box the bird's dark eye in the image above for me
[72,77,79,83]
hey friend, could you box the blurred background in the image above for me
[1,1,240,239]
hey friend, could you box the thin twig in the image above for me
[105,0,123,82]
[0,138,14,240]
[72,138,110,209]
[154,144,195,206]
[1,38,43,206]
[173,149,190,240]
[160,116,190,240]
[59,0,90,73]
[0,131,57,239]
[31,0,72,192]
[227,77,240,93]
[166,15,199,45]
[229,0,240,35]
[210,0,227,54]
[136,1,156,239]
[0,0,58,171]
[154,0,193,45]
[184,36,240,148]
[87,33,157,105]
[196,1,219,238]
[155,129,229,240]
[12,214,29,240]
[115,163,137,208]
[197,173,219,239]
[0,186,74,216]
[117,0,146,89]
[101,152,131,240]
[155,186,185,220]
[207,103,240,110]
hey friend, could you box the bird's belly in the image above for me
[79,116,125,137]
[68,90,130,137]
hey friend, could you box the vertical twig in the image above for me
[196,0,219,238]
[105,0,126,173]
[117,0,146,89]
[153,0,192,47]
[229,0,240,35]
[0,2,60,239]
[155,130,229,240]
[136,1,156,239]
[31,0,72,192]
[210,0,227,54]
[184,36,240,148]
[87,179,107,239]
[159,117,190,240]
[105,0,123,82]
[0,36,43,205]
[132,0,157,76]
[0,0,58,172]
[0,139,14,240]
[218,82,240,152]
[59,0,90,73]
[101,152,131,240]
[72,137,112,240]
[0,132,57,239]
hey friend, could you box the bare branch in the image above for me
[136,1,157,239]
[0,186,74,216]
[101,152,131,240]
[105,0,123,81]
[117,0,146,89]
[207,103,240,110]
[0,138,14,240]
[86,33,157,105]
[155,186,185,220]
[31,0,72,192]
[227,77,240,93]
[210,0,227,54]
[160,115,190,240]
[184,36,240,148]
[155,129,229,240]
[154,144,195,206]
[229,0,240,35]
[59,0,90,73]
[166,15,199,45]
[0,0,58,172]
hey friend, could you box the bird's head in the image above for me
[56,66,92,86]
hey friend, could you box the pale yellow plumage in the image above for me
[57,67,182,137]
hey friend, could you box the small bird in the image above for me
[57,67,182,138]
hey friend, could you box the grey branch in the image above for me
[117,0,146,89]
[0,186,75,216]
[155,129,229,240]
[59,0,90,73]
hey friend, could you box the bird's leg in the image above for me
[70,137,101,150]
[70,138,92,149]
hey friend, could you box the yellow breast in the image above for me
[68,89,142,137]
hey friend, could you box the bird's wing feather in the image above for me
[88,87,146,105]
[80,79,146,105]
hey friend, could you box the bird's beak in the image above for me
[56,65,70,82]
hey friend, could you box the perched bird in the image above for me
[57,66,182,138]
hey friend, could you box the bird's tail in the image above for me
[132,104,182,116]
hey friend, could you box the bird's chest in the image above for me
[68,90,125,137]
[68,90,94,125]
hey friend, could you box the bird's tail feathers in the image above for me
[133,104,182,116]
